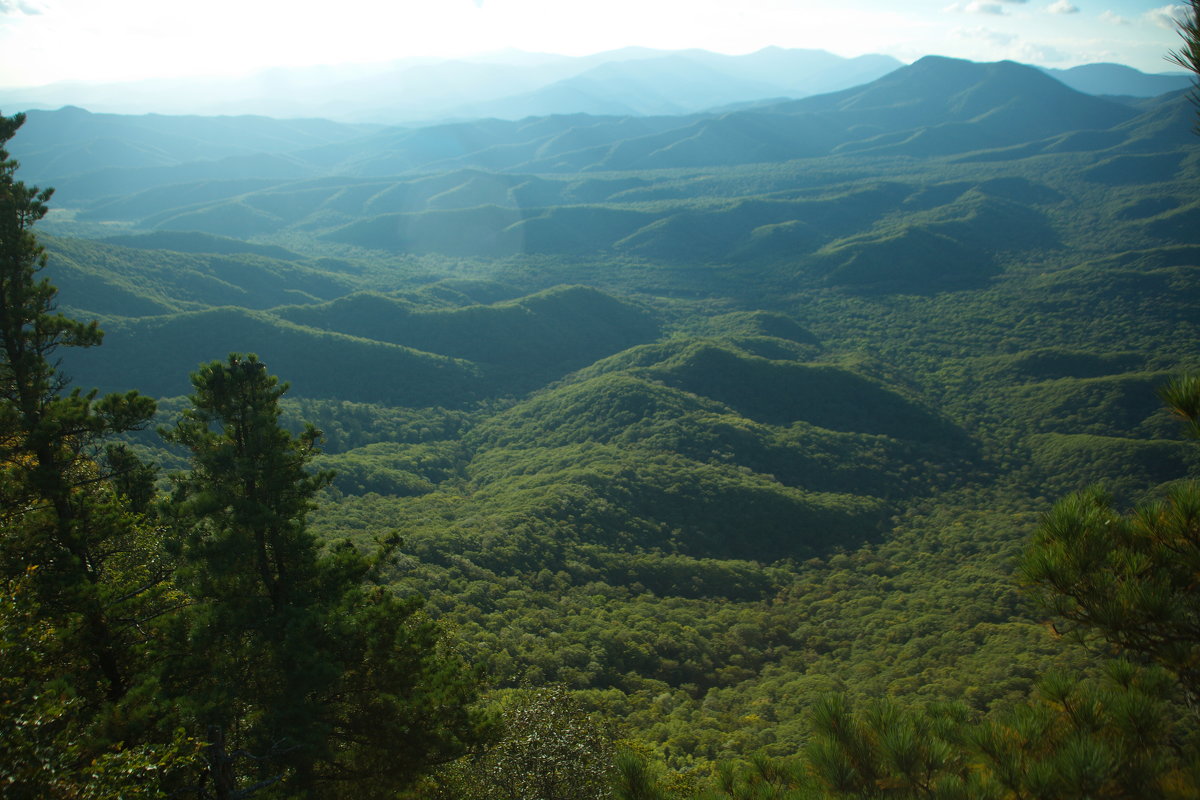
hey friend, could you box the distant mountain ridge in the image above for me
[1039,62,1193,98]
[439,50,905,120]
[1,47,901,123]
[782,56,1139,153]
[10,55,1158,202]
[11,54,1198,304]
[4,45,1189,127]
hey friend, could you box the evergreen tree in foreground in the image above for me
[1,111,488,797]
[801,379,1200,800]
[0,110,158,702]
[1,110,194,794]
[1169,0,1200,133]
[161,353,490,798]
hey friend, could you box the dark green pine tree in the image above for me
[0,110,194,795]
[805,666,1187,800]
[1169,0,1200,133]
[1022,374,1200,708]
[161,353,490,799]
[0,109,157,702]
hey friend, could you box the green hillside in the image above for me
[275,284,662,391]
[8,52,1200,796]
[44,235,352,315]
[63,307,484,404]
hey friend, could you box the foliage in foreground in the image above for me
[0,112,489,798]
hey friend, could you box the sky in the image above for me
[0,0,1192,88]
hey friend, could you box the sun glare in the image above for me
[0,0,1190,87]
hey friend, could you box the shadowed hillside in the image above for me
[62,307,484,404]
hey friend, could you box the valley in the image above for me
[3,49,1199,796]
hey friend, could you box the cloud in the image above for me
[951,26,1071,63]
[945,0,1029,14]
[1099,9,1130,24]
[0,0,43,14]
[953,25,1018,45]
[1144,4,1188,29]
[1046,0,1079,13]
[1013,41,1071,61]
[945,1,1007,14]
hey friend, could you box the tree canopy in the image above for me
[0,111,489,798]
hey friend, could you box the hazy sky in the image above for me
[0,0,1192,87]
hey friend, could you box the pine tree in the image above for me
[1168,0,1200,133]
[0,110,192,795]
[161,353,489,798]
[0,109,163,699]
[1021,480,1200,708]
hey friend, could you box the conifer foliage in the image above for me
[0,111,187,796]
[162,353,489,798]
[0,110,159,703]
[1169,0,1200,132]
[0,111,488,798]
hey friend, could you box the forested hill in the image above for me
[9,50,1200,793]
[10,56,1191,199]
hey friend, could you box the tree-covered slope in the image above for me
[62,307,484,404]
[44,235,352,316]
[276,285,659,375]
[16,51,1200,784]
[18,55,1178,217]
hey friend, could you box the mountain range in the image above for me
[8,57,1182,190]
[6,44,1200,777]
[2,46,1191,125]
[20,53,1194,401]
[12,55,1195,258]
[0,47,900,123]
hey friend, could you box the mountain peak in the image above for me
[771,55,1138,154]
[903,55,1043,82]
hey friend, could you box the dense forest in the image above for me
[2,22,1200,800]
